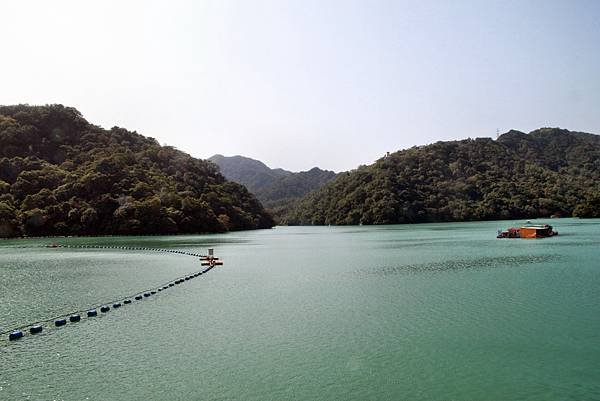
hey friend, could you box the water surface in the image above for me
[1,219,599,400]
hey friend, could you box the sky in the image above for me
[2,0,600,172]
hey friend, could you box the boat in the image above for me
[497,223,558,239]
[497,227,521,238]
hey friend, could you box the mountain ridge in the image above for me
[0,104,274,237]
[208,154,292,194]
[208,154,337,221]
[283,128,600,225]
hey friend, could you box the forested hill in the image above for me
[208,154,292,194]
[258,167,337,208]
[0,104,275,237]
[209,154,337,221]
[284,128,600,225]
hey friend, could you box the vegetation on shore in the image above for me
[2,105,597,235]
[573,194,600,218]
[0,104,274,238]
[284,128,600,225]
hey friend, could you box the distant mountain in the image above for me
[0,104,274,237]
[259,167,337,207]
[208,155,337,221]
[284,128,600,225]
[208,154,292,194]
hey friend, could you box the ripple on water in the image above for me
[356,254,561,276]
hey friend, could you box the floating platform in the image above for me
[497,223,558,239]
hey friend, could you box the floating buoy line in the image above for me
[1,244,224,343]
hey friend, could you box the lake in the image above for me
[1,219,599,400]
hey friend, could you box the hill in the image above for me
[258,167,338,207]
[208,155,337,221]
[284,128,600,225]
[208,154,292,194]
[0,104,274,237]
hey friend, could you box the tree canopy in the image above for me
[284,129,600,225]
[0,104,274,237]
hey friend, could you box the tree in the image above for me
[573,194,600,218]
[0,104,275,237]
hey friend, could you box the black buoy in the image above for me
[124,299,132,304]
[70,314,81,322]
[135,295,143,300]
[158,288,162,292]
[87,309,97,317]
[143,293,151,297]
[162,286,168,290]
[169,283,175,287]
[9,330,23,341]
[30,325,43,334]
[55,319,67,327]
[100,305,110,313]
[113,302,122,308]
[151,291,157,295]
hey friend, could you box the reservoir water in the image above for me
[1,219,599,400]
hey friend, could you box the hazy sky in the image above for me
[2,1,600,172]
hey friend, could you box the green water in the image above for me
[1,219,599,401]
